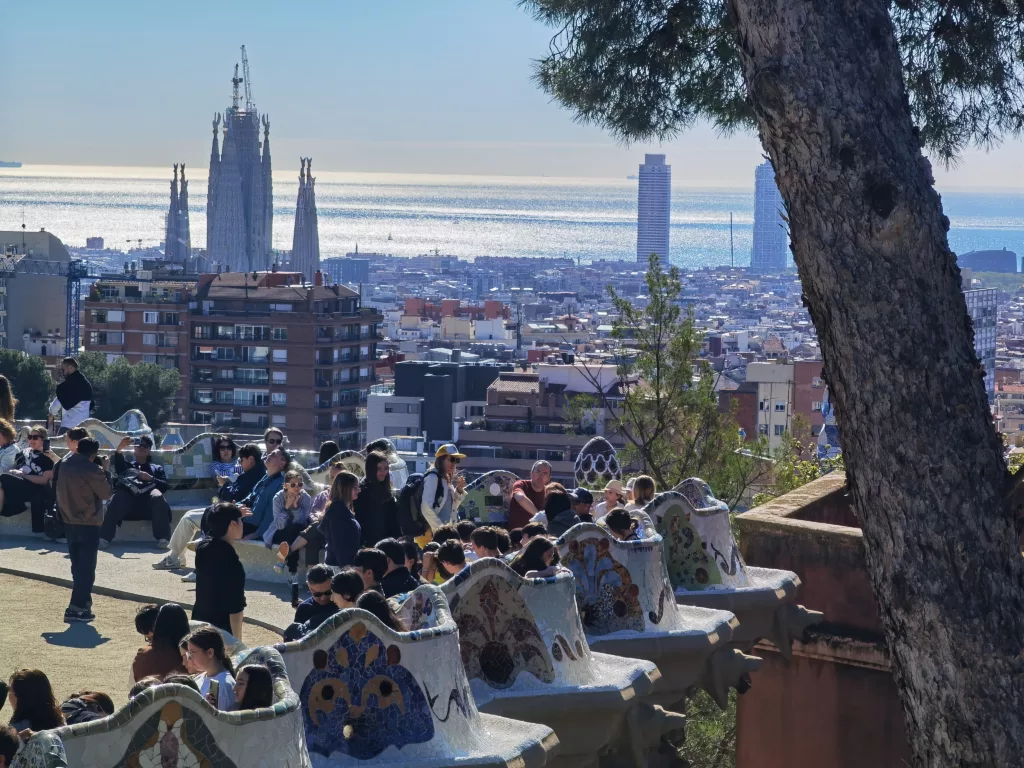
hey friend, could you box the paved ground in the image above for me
[0,573,281,708]
[0,536,297,632]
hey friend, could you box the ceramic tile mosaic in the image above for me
[573,437,621,488]
[460,470,519,524]
[52,647,311,768]
[647,484,749,591]
[275,585,557,766]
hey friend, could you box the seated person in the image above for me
[510,537,560,579]
[283,565,340,642]
[216,443,265,503]
[625,475,656,511]
[402,540,425,581]
[520,522,547,547]
[162,674,200,692]
[0,725,18,768]
[102,435,170,548]
[330,569,365,610]
[570,488,595,523]
[0,419,20,473]
[470,526,502,559]
[274,457,344,572]
[134,603,159,644]
[128,675,162,700]
[210,435,240,483]
[434,539,467,581]
[604,508,641,541]
[430,523,461,546]
[352,548,387,593]
[185,627,236,711]
[233,664,274,711]
[153,446,281,576]
[131,603,189,683]
[495,528,512,556]
[508,528,524,553]
[543,489,581,537]
[376,538,421,598]
[356,591,406,632]
[60,690,114,725]
[0,427,55,533]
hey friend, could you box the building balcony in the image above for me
[213,396,270,408]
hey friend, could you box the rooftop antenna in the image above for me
[231,63,242,111]
[240,45,254,112]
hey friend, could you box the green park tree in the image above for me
[0,349,55,418]
[77,351,180,429]
[520,1,1024,763]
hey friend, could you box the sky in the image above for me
[2,0,1022,187]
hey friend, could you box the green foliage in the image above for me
[751,432,845,508]
[520,0,1024,161]
[579,255,771,506]
[679,690,737,768]
[77,351,181,429]
[0,349,55,418]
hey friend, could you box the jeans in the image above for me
[101,489,172,542]
[65,525,99,610]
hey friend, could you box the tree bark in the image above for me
[725,0,1024,764]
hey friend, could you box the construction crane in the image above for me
[241,45,254,112]
[0,256,93,356]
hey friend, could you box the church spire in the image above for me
[291,156,320,282]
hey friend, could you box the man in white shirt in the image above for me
[48,357,93,433]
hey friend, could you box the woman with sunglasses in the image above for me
[266,470,312,605]
[210,435,239,484]
[0,426,54,532]
[415,444,467,547]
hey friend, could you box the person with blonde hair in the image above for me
[626,475,656,511]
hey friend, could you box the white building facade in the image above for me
[636,154,671,268]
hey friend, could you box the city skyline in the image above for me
[1,1,1023,188]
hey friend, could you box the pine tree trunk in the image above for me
[725,0,1024,764]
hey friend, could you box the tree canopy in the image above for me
[0,349,55,419]
[521,0,1024,161]
[77,351,180,429]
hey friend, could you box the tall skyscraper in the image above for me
[750,160,788,273]
[206,58,273,273]
[964,288,997,401]
[164,163,191,267]
[290,157,321,281]
[636,154,671,268]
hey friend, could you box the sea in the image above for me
[1,164,1023,269]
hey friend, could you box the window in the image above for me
[758,424,769,435]
[272,392,287,407]
[811,376,825,389]
[270,304,292,312]
[240,346,269,363]
[143,333,158,346]
[194,389,213,404]
[774,401,786,412]
[233,389,269,407]
[216,324,235,339]
[272,414,287,427]
[236,368,269,385]
[193,326,211,339]
[273,328,288,341]
[774,425,786,436]
[758,400,767,411]
[235,324,271,341]
[273,349,287,363]
[272,370,287,384]
[143,311,158,324]
[469,405,484,417]
[92,310,107,323]
[143,354,157,364]
[89,331,124,346]
[385,403,408,414]
[107,310,125,322]
[812,401,823,412]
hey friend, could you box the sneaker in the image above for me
[98,539,111,550]
[272,561,286,573]
[152,555,183,570]
[155,539,170,549]
[181,571,197,583]
[64,608,95,623]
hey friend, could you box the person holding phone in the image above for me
[101,435,170,549]
[417,445,467,545]
[0,426,55,534]
[184,627,236,711]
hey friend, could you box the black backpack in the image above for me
[397,468,443,538]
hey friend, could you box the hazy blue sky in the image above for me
[2,0,1022,187]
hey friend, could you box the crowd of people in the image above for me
[0,361,660,760]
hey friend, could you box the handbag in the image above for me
[117,468,156,496]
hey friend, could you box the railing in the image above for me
[214,396,270,408]
[314,402,335,409]
[369,384,393,396]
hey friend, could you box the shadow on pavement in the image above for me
[42,624,111,649]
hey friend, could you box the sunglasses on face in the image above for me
[450,457,461,465]
[311,588,332,598]
[28,435,44,441]
[218,444,232,450]
[287,482,302,488]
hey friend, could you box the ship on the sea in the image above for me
[0,161,22,168]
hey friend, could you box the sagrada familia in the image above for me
[163,51,320,281]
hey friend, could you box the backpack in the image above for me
[397,468,443,538]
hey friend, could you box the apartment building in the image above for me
[85,269,382,449]
[739,359,825,452]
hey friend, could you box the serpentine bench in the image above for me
[440,557,687,768]
[16,647,309,768]
[556,522,761,711]
[266,585,559,767]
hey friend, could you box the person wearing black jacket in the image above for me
[48,357,94,433]
[282,565,339,641]
[101,435,171,548]
[217,444,265,503]
[321,472,361,569]
[354,451,401,548]
[376,538,423,598]
[193,502,247,639]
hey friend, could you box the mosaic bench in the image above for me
[556,522,762,711]
[36,647,309,768]
[268,584,559,767]
[650,480,823,660]
[440,557,689,768]
[460,471,519,525]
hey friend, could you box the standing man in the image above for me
[507,460,552,530]
[57,438,111,622]
[101,435,170,549]
[48,357,93,434]
[43,425,90,543]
